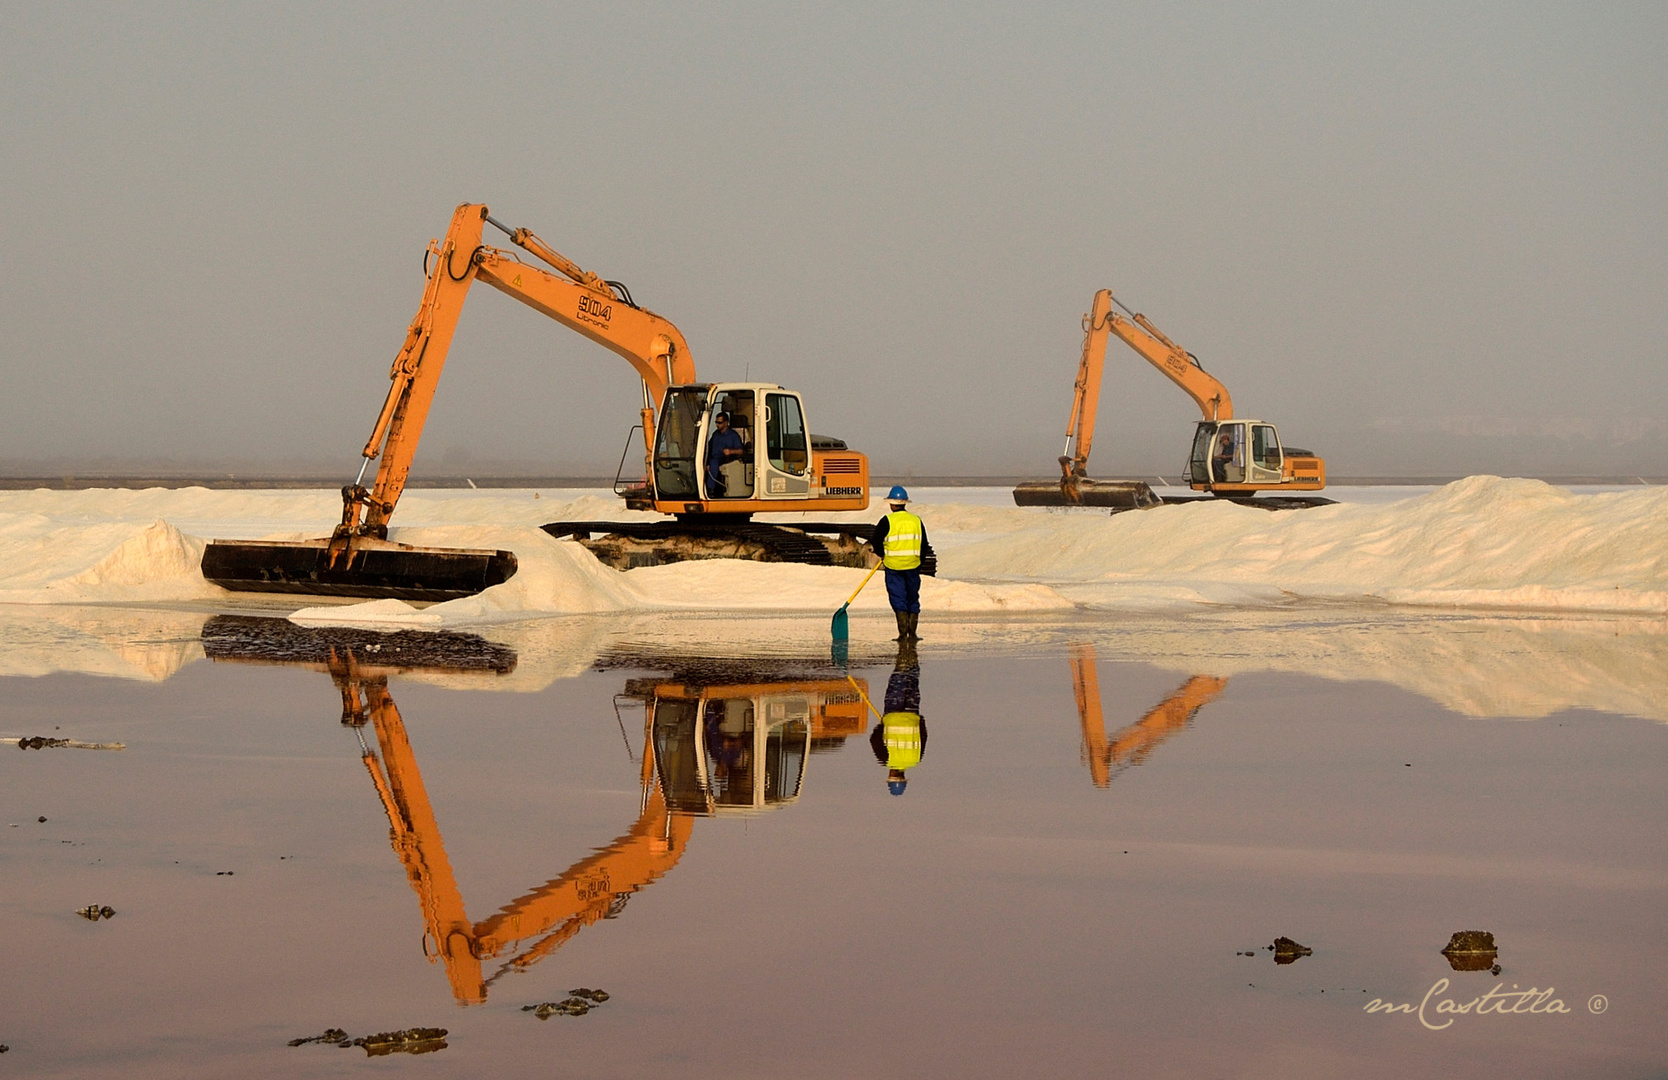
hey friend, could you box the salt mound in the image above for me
[0,519,220,605]
[950,476,1668,614]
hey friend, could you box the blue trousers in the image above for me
[884,568,921,614]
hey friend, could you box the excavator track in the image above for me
[542,520,936,573]
[1150,495,1336,512]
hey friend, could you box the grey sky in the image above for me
[2,2,1663,478]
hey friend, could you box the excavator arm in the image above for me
[1102,291,1233,426]
[347,661,692,1005]
[1057,289,1234,483]
[342,203,697,539]
[1069,643,1227,787]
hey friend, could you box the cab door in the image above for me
[1249,424,1284,485]
[759,392,812,499]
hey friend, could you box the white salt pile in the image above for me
[0,478,1662,624]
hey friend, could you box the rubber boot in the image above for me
[894,610,909,641]
[905,612,920,641]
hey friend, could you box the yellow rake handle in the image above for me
[844,560,883,607]
[845,674,884,723]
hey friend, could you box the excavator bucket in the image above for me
[201,538,517,603]
[1011,477,1161,509]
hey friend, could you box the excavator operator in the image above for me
[1212,428,1240,484]
[706,412,746,496]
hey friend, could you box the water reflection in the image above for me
[203,618,871,1005]
[1069,643,1226,787]
[636,672,869,815]
[868,642,927,795]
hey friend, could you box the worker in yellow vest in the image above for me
[869,640,926,795]
[870,485,934,641]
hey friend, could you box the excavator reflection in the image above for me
[1069,643,1227,787]
[200,617,868,1006]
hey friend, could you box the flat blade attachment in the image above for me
[1011,478,1160,509]
[201,538,517,603]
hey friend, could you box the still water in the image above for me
[1,610,1664,1078]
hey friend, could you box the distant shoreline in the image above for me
[0,474,1658,491]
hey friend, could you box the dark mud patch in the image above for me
[525,988,611,1019]
[288,1027,448,1055]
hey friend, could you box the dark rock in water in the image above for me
[354,1028,448,1056]
[1272,937,1313,964]
[1441,930,1499,972]
[76,905,116,921]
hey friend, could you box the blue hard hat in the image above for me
[888,779,908,796]
[887,485,909,502]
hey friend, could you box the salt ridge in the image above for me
[0,478,1662,621]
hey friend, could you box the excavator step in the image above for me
[201,538,518,602]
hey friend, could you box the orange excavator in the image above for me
[203,203,876,601]
[201,615,868,1004]
[1068,643,1227,786]
[1014,289,1330,510]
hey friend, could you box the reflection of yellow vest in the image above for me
[882,511,923,570]
[882,712,923,770]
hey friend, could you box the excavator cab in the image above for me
[642,383,864,513]
[1188,420,1324,493]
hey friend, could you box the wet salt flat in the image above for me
[0,483,1665,1076]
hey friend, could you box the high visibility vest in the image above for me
[882,510,923,570]
[882,712,923,771]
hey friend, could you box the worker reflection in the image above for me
[1211,429,1238,483]
[872,485,933,641]
[706,412,745,496]
[870,641,927,795]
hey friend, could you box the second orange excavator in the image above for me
[1014,289,1331,510]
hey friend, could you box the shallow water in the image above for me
[0,609,1662,1077]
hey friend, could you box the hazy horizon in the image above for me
[3,3,1663,480]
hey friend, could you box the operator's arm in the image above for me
[869,515,890,560]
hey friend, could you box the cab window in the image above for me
[765,393,808,475]
[1252,425,1281,469]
